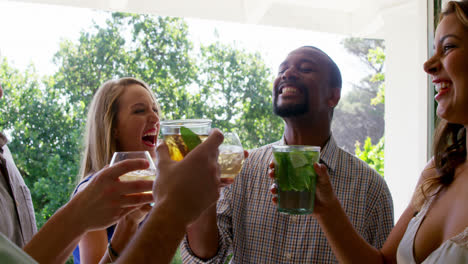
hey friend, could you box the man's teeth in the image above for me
[282,87,298,94]
[435,82,450,93]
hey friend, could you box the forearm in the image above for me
[315,197,385,264]
[117,201,187,263]
[24,201,86,264]
[99,216,139,264]
[186,204,219,259]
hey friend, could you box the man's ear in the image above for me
[327,87,341,108]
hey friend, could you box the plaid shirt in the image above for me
[182,135,394,263]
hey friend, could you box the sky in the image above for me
[0,1,370,94]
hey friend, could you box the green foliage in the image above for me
[341,38,385,72]
[356,46,385,177]
[333,38,386,153]
[1,11,280,235]
[196,42,281,149]
[52,13,197,120]
[333,38,386,177]
[367,47,385,106]
[355,137,385,177]
[0,59,80,227]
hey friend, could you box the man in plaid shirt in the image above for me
[181,46,394,263]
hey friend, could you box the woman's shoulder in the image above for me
[420,158,437,182]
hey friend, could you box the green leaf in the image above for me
[180,126,202,152]
[274,151,318,192]
[289,151,308,168]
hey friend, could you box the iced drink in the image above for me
[272,145,320,215]
[160,119,211,161]
[218,145,244,179]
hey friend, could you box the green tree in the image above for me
[2,8,280,234]
[351,46,386,177]
[196,42,282,149]
[355,137,385,176]
[0,59,80,227]
[368,47,385,105]
[1,12,281,263]
[52,13,198,119]
[332,38,385,153]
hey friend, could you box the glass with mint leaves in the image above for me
[160,119,212,161]
[272,145,320,215]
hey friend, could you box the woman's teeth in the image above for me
[142,130,157,145]
[143,131,157,137]
[435,82,450,93]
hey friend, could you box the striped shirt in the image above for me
[182,135,394,263]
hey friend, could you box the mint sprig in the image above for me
[180,126,202,152]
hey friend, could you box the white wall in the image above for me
[383,0,429,220]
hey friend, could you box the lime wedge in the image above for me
[180,127,202,152]
[289,151,308,168]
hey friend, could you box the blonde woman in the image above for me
[73,77,161,264]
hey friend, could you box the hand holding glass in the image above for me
[218,132,244,180]
[110,151,157,182]
[272,145,320,215]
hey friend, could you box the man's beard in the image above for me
[273,84,309,117]
[273,101,308,117]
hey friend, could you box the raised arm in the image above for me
[311,162,414,263]
[117,129,224,263]
[184,150,247,260]
[23,159,154,264]
[269,160,435,264]
[186,205,220,259]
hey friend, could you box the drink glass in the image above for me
[110,151,157,183]
[218,132,244,179]
[272,145,320,215]
[160,119,212,161]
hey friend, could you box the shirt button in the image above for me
[290,216,298,223]
[285,252,292,260]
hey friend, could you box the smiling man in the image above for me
[182,46,394,263]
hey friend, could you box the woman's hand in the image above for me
[120,203,153,226]
[109,203,153,256]
[72,159,155,233]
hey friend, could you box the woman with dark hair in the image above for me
[268,1,468,263]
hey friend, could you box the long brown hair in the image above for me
[414,0,468,209]
[78,77,160,181]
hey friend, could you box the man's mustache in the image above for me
[275,80,307,94]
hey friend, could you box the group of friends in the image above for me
[1,0,468,263]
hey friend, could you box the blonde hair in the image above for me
[78,77,160,181]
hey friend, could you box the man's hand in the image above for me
[268,161,337,216]
[153,129,224,225]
